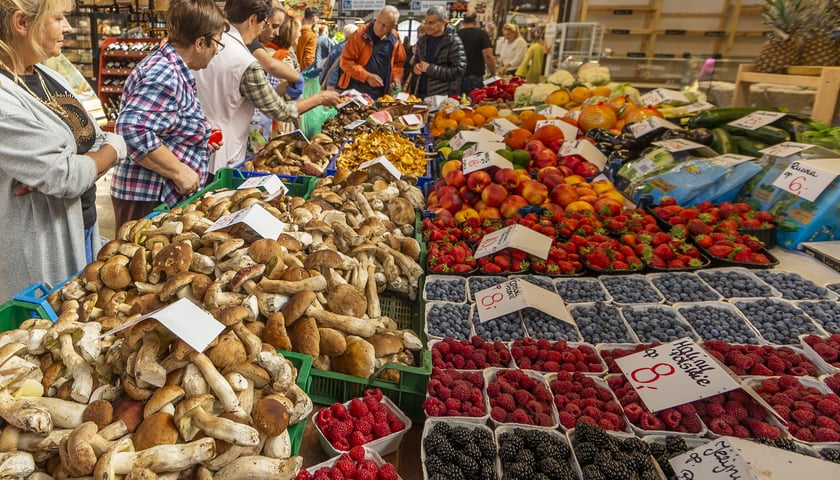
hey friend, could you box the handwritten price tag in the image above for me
[710,154,755,167]
[772,160,837,202]
[475,278,574,324]
[239,174,288,196]
[614,338,741,412]
[536,104,568,118]
[669,438,754,480]
[652,138,707,153]
[641,88,689,106]
[462,152,513,174]
[489,118,519,136]
[727,111,786,130]
[629,117,680,138]
[683,101,716,113]
[345,119,367,130]
[359,155,403,179]
[206,204,287,242]
[474,225,553,260]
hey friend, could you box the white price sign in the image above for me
[359,155,402,179]
[489,118,519,136]
[395,92,410,101]
[238,174,288,196]
[727,111,786,130]
[474,278,574,325]
[652,138,707,153]
[629,117,680,138]
[710,154,755,167]
[483,76,502,85]
[462,141,506,158]
[535,119,579,142]
[683,101,716,113]
[536,104,568,118]
[474,224,552,260]
[344,119,366,130]
[559,140,608,169]
[772,160,837,201]
[641,88,689,106]
[449,129,503,151]
[614,338,741,412]
[462,152,513,173]
[206,204,287,242]
[670,438,754,480]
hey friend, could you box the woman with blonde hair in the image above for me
[496,23,527,75]
[0,0,125,300]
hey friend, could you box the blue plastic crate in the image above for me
[12,283,58,321]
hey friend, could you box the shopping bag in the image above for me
[299,67,336,138]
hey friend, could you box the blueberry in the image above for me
[520,307,582,341]
[570,302,636,344]
[424,277,467,302]
[554,278,611,303]
[650,272,720,303]
[754,271,833,300]
[472,309,526,342]
[697,269,776,299]
[797,300,840,334]
[513,275,556,292]
[468,275,507,301]
[621,305,698,342]
[600,275,664,304]
[677,303,762,344]
[426,302,472,339]
[827,283,840,296]
[734,298,821,344]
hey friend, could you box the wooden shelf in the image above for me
[731,64,840,123]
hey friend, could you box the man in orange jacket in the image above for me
[338,5,405,99]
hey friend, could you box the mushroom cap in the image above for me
[191,273,213,301]
[159,271,196,302]
[61,422,99,476]
[205,332,247,370]
[82,261,105,286]
[318,327,347,356]
[400,237,421,262]
[129,294,167,316]
[129,248,148,283]
[144,385,186,418]
[112,395,145,433]
[288,316,320,358]
[252,395,291,437]
[97,239,126,261]
[276,234,302,252]
[200,231,233,246]
[280,291,316,326]
[133,412,179,451]
[333,336,376,379]
[303,249,343,270]
[367,332,404,357]
[249,239,284,264]
[304,219,333,235]
[223,362,270,389]
[153,242,193,278]
[174,394,215,440]
[101,255,132,290]
[326,284,367,318]
[215,238,245,260]
[215,305,250,328]
[281,266,310,282]
[230,187,262,204]
[229,263,266,292]
[83,400,114,430]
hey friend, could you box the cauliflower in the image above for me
[514,84,535,106]
[682,89,708,104]
[547,69,575,87]
[530,83,562,104]
[610,83,643,106]
[576,64,611,86]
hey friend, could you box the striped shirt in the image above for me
[112,42,211,206]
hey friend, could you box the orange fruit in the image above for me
[449,110,466,122]
[532,124,565,143]
[578,103,617,132]
[504,128,532,150]
[472,113,486,127]
[520,110,536,120]
[570,86,593,103]
[475,105,498,118]
[505,115,522,125]
[521,114,547,132]
[441,119,458,130]
[430,127,443,137]
[545,89,571,106]
[459,118,475,127]
[591,86,612,98]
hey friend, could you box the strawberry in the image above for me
[653,244,674,260]
[708,245,734,258]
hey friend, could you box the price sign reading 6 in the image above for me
[788,175,806,195]
[630,363,676,390]
[479,291,504,310]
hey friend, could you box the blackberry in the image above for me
[463,442,482,460]
[499,435,521,463]
[821,447,840,463]
[437,464,464,480]
[639,471,661,480]
[629,452,654,473]
[621,437,650,454]
[534,474,552,480]
[425,455,446,475]
[536,439,570,459]
[518,449,536,469]
[423,432,446,456]
[647,442,667,458]
[429,475,448,480]
[582,464,606,480]
[574,442,599,464]
[539,457,564,475]
[457,453,479,476]
[665,435,688,455]
[450,425,471,447]
[432,422,451,437]
[575,422,611,447]
[505,461,534,478]
[480,462,496,480]
[773,438,797,453]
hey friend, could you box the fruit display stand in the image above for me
[731,64,840,123]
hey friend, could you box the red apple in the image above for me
[546,139,565,152]
[480,183,508,208]
[467,170,492,193]
[534,149,559,169]
[520,180,549,205]
[573,161,601,179]
[525,140,546,160]
[459,186,479,205]
[439,192,464,213]
[499,195,528,219]
[444,168,467,189]
[494,168,521,191]
[561,154,584,171]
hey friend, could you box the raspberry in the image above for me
[816,427,840,442]
[334,438,350,451]
[389,420,404,432]
[495,393,516,412]
[818,397,840,417]
[354,417,373,435]
[640,412,663,430]
[749,364,775,376]
[709,418,734,436]
[796,427,816,442]
[535,413,554,427]
[771,393,794,408]
[558,411,577,428]
[511,409,532,424]
[297,470,313,480]
[602,412,625,430]
[623,403,644,422]
[825,374,840,394]
[747,419,781,440]
[316,408,333,425]
[491,406,507,422]
[816,416,840,430]
[706,403,726,418]
[772,405,791,420]
[564,403,581,416]
[327,421,352,445]
[719,414,740,426]
[372,423,391,439]
[486,383,501,397]
[444,398,461,413]
[330,467,346,480]
[792,409,816,427]
[348,398,369,418]
[377,463,399,480]
[550,380,574,394]
[355,469,375,480]
[766,356,786,374]
[313,469,330,480]
[732,425,750,438]
[465,372,484,388]
[469,407,485,417]
[451,382,471,402]
[514,390,534,406]
[661,409,682,429]
[724,400,749,421]
[577,415,597,426]
[598,418,617,431]
[331,403,350,421]
[469,389,483,406]
[349,431,367,447]
[793,400,815,412]
[682,414,702,433]
[336,458,356,477]
[778,375,802,390]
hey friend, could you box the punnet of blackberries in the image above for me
[572,422,661,480]
[423,422,497,480]
[498,427,575,480]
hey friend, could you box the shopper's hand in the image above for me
[208,138,224,152]
[366,73,384,87]
[287,76,305,100]
[319,90,341,107]
[103,132,127,160]
[173,165,200,195]
[13,182,36,196]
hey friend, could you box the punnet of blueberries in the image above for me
[677,303,762,344]
[467,276,507,301]
[570,302,637,344]
[697,269,777,299]
[754,270,834,300]
[620,305,699,342]
[513,274,556,293]
[649,272,721,303]
[554,277,611,303]
[734,298,822,344]
[520,307,582,342]
[472,309,526,342]
[797,300,840,334]
[600,275,664,305]
[426,302,472,340]
[424,276,467,303]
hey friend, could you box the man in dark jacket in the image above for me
[409,6,466,98]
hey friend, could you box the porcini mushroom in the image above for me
[173,394,259,446]
[214,455,301,480]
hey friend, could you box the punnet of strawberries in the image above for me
[295,445,399,480]
[314,389,406,452]
[754,375,840,443]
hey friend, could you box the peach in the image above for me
[439,192,463,213]
[542,173,566,193]
[537,166,562,182]
[440,160,462,178]
[454,207,480,225]
[444,168,467,189]
[534,149,558,169]
[550,184,578,207]
[520,180,549,206]
[494,168,521,191]
[467,170,492,193]
[459,185,480,205]
[431,207,454,223]
[479,206,502,222]
[499,195,528,219]
[480,183,508,208]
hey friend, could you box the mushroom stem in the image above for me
[365,264,381,318]
[134,333,166,389]
[192,409,260,447]
[242,281,289,321]
[14,395,86,428]
[57,332,93,403]
[0,391,52,434]
[0,451,35,478]
[262,430,291,459]
[214,455,301,480]
[112,437,216,474]
[189,353,244,417]
[13,428,70,452]
[305,306,382,338]
[258,275,327,295]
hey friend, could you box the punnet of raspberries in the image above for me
[487,369,556,427]
[314,389,406,452]
[607,374,703,434]
[598,343,662,373]
[431,336,512,369]
[755,375,840,443]
[296,446,399,480]
[803,334,840,369]
[703,340,819,376]
[693,389,781,439]
[825,373,840,395]
[549,371,628,432]
[423,367,486,418]
[510,338,605,373]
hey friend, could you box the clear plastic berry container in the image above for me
[312,395,412,458]
[495,424,577,479]
[422,366,489,424]
[428,337,515,370]
[696,267,781,300]
[733,297,827,345]
[753,270,839,301]
[423,275,468,303]
[545,371,633,434]
[796,300,840,335]
[421,418,500,480]
[484,367,559,430]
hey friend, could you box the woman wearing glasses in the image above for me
[110,0,227,226]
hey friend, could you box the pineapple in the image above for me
[798,0,840,66]
[755,0,809,73]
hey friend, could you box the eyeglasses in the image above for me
[262,18,270,31]
[208,37,225,53]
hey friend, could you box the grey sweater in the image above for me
[0,65,105,302]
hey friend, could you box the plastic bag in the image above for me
[299,67,336,138]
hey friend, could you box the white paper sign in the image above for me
[641,88,689,106]
[483,76,502,85]
[474,224,553,260]
[395,92,410,101]
[101,298,224,352]
[536,104,568,118]
[727,111,786,130]
[535,119,579,141]
[489,118,519,136]
[206,204,286,242]
[424,95,449,110]
[449,129,503,150]
[474,278,574,325]
[710,154,755,167]
[669,438,754,480]
[772,160,838,202]
[359,155,402,179]
[652,138,707,153]
[683,101,716,113]
[345,119,366,130]
[238,175,288,196]
[399,114,423,126]
[614,338,741,412]
[462,152,514,173]
[629,117,680,138]
[559,140,608,169]
[462,141,507,158]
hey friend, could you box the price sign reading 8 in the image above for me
[630,363,675,390]
[479,291,504,310]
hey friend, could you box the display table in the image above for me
[731,64,840,123]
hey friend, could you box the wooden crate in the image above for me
[731,64,840,123]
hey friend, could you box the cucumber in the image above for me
[711,127,735,154]
[773,116,816,141]
[687,107,779,129]
[724,125,790,145]
[731,136,768,158]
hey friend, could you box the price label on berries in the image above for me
[614,338,741,412]
[669,438,754,480]
[474,225,552,260]
[727,111,785,130]
[475,278,574,324]
[772,159,837,202]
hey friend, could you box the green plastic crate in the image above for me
[277,350,313,456]
[307,292,430,422]
[154,168,316,213]
[0,299,54,332]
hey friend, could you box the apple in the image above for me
[467,170,492,193]
[520,180,549,206]
[546,139,564,152]
[439,192,464,213]
[444,168,467,188]
[480,183,508,208]
[573,161,601,179]
[499,195,528,219]
[459,186,479,205]
[534,149,558,169]
[561,154,584,171]
[525,140,546,160]
[494,168,521,191]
